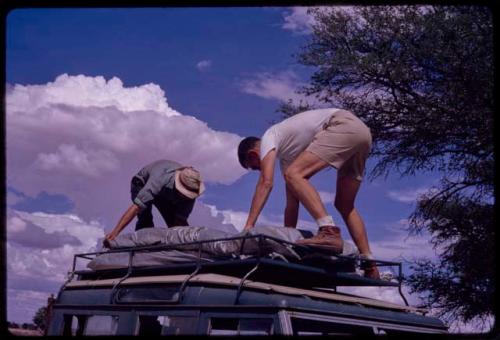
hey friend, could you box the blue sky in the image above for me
[8,8,305,135]
[5,7,458,328]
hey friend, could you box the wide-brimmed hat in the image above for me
[174,167,205,199]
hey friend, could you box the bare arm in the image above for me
[244,150,276,230]
[104,204,140,246]
[284,184,299,228]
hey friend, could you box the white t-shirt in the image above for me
[260,108,341,172]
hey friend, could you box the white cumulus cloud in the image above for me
[368,219,442,261]
[7,216,27,233]
[239,70,308,103]
[7,288,52,325]
[7,73,179,117]
[202,205,279,232]
[282,7,317,34]
[35,143,120,177]
[281,6,355,35]
[386,186,439,204]
[7,210,105,281]
[318,190,334,205]
[5,74,254,324]
[196,59,212,71]
[6,74,247,224]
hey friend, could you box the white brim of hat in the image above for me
[175,170,205,199]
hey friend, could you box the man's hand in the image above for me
[103,203,140,248]
[243,225,254,233]
[102,232,117,248]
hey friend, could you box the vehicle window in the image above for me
[376,328,416,335]
[62,315,85,336]
[62,314,119,336]
[291,317,373,336]
[83,315,119,335]
[239,318,274,335]
[137,315,198,335]
[209,317,238,335]
[209,317,273,335]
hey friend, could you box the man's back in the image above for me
[135,159,182,187]
[260,108,340,170]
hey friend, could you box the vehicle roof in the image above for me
[58,273,446,332]
[54,234,447,332]
[66,272,418,312]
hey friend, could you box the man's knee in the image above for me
[284,167,302,184]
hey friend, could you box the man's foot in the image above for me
[360,254,380,280]
[363,265,380,280]
[295,226,344,254]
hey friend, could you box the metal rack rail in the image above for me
[62,234,409,306]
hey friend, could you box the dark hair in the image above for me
[237,136,260,168]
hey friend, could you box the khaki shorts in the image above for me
[306,110,372,181]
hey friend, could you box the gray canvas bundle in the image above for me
[105,226,240,255]
[87,226,358,270]
[86,249,215,271]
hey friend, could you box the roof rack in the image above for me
[61,234,409,307]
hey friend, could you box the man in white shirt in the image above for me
[237,108,379,279]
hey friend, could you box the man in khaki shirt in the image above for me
[104,159,205,246]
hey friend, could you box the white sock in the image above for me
[316,215,335,227]
[360,253,374,260]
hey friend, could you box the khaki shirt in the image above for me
[133,160,195,219]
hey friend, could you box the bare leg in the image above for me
[286,151,343,254]
[335,175,379,279]
[334,175,371,255]
[285,151,373,254]
[284,151,330,220]
[285,151,378,278]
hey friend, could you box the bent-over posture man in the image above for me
[104,159,205,246]
[237,108,379,279]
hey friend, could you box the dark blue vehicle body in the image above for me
[46,234,448,335]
